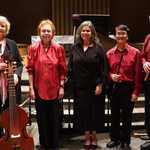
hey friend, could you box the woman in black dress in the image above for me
[68,20,107,150]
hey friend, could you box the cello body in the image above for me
[0,106,34,150]
[0,57,34,150]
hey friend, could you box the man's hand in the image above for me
[111,74,121,82]
[143,62,150,73]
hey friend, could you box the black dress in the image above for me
[68,42,107,132]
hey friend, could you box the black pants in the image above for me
[74,87,105,132]
[143,81,150,137]
[110,82,135,144]
[35,90,59,149]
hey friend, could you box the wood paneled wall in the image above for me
[1,0,110,43]
[51,0,110,35]
[1,0,50,43]
[110,0,150,42]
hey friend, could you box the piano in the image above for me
[72,14,116,52]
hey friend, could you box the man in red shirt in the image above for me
[141,34,150,142]
[106,24,142,150]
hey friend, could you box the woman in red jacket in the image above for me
[26,19,67,150]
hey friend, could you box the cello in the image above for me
[0,57,34,150]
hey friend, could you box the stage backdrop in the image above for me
[0,0,110,43]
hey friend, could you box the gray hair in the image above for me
[0,16,10,34]
[75,20,99,45]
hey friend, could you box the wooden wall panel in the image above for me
[110,0,150,42]
[51,0,110,35]
[0,0,110,43]
[1,0,50,43]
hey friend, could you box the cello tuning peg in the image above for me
[12,61,17,72]
[5,60,8,64]
[4,71,8,75]
[13,61,17,65]
[4,68,8,75]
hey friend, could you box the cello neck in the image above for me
[6,60,18,136]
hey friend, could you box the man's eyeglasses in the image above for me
[116,31,127,36]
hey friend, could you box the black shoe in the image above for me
[90,144,97,150]
[120,142,125,149]
[123,144,132,150]
[140,135,150,140]
[141,141,150,150]
[106,140,120,148]
[35,145,45,150]
[44,146,59,150]
[53,148,60,150]
[83,144,90,150]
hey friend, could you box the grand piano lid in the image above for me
[72,14,111,36]
[72,14,115,51]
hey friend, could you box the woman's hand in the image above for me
[0,62,7,71]
[95,84,102,95]
[58,87,64,99]
[29,86,35,100]
[131,94,138,102]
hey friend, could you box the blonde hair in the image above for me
[0,16,10,34]
[37,19,56,36]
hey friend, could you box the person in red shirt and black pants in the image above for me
[26,19,67,150]
[140,34,150,145]
[106,24,142,150]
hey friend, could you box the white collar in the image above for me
[0,39,6,56]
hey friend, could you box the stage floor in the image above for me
[27,122,147,150]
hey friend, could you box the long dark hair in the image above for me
[75,20,99,45]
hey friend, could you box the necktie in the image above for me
[0,44,2,53]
